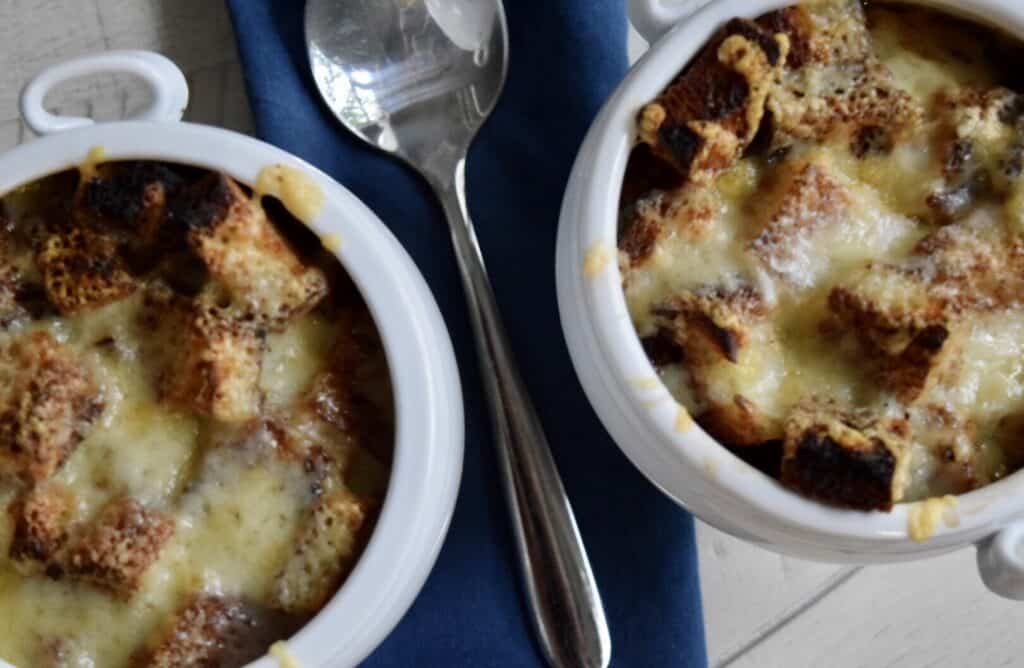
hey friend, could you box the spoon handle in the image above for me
[435,160,611,668]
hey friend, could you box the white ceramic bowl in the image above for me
[556,0,1024,597]
[3,52,464,667]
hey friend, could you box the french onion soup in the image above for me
[0,159,392,667]
[620,0,1024,511]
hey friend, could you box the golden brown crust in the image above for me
[0,332,104,483]
[62,497,174,598]
[132,595,250,668]
[8,484,73,574]
[764,0,922,152]
[638,19,787,185]
[173,174,327,329]
[272,489,371,614]
[36,226,137,315]
[748,160,849,284]
[162,291,265,423]
[655,286,781,445]
[781,400,909,510]
[699,394,777,446]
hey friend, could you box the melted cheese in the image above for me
[908,495,959,542]
[0,167,391,667]
[624,3,1024,503]
[254,165,325,224]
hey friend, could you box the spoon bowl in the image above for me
[307,0,506,184]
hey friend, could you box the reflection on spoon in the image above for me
[424,0,496,51]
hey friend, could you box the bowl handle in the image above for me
[20,50,189,136]
[977,522,1024,600]
[627,0,715,43]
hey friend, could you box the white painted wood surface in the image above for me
[0,2,1018,667]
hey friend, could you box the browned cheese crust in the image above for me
[0,332,104,483]
[62,496,175,598]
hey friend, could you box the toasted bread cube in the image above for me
[781,401,910,510]
[8,484,73,575]
[132,595,252,668]
[763,1,922,150]
[273,490,370,614]
[0,264,20,325]
[76,162,184,247]
[748,161,849,285]
[638,18,785,184]
[36,226,137,314]
[829,263,945,355]
[63,496,174,598]
[162,294,265,422]
[619,182,720,266]
[171,174,327,328]
[0,332,104,483]
[654,286,783,445]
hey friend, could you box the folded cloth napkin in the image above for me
[227,2,707,665]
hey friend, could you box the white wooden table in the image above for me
[2,1,1022,666]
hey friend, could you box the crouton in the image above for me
[653,285,783,444]
[828,263,946,357]
[162,292,265,423]
[36,226,137,314]
[619,182,720,266]
[8,484,73,575]
[76,162,184,249]
[170,174,327,329]
[927,87,1024,222]
[132,595,251,668]
[273,489,371,614]
[0,332,104,483]
[781,400,910,510]
[62,496,174,598]
[828,264,960,401]
[637,18,787,184]
[748,161,849,285]
[764,0,922,152]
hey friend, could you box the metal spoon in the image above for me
[306,2,611,667]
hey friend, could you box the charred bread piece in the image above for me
[828,263,957,402]
[76,162,185,251]
[36,225,138,315]
[748,160,849,285]
[132,595,255,668]
[162,290,265,423]
[8,484,73,575]
[62,496,174,598]
[763,0,922,153]
[928,87,1024,222]
[653,285,783,445]
[619,182,721,267]
[273,489,372,614]
[170,174,328,329]
[637,18,787,185]
[781,400,910,510]
[0,332,104,483]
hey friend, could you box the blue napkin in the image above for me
[226,2,707,665]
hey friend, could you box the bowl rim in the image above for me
[0,121,464,668]
[560,0,1024,551]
